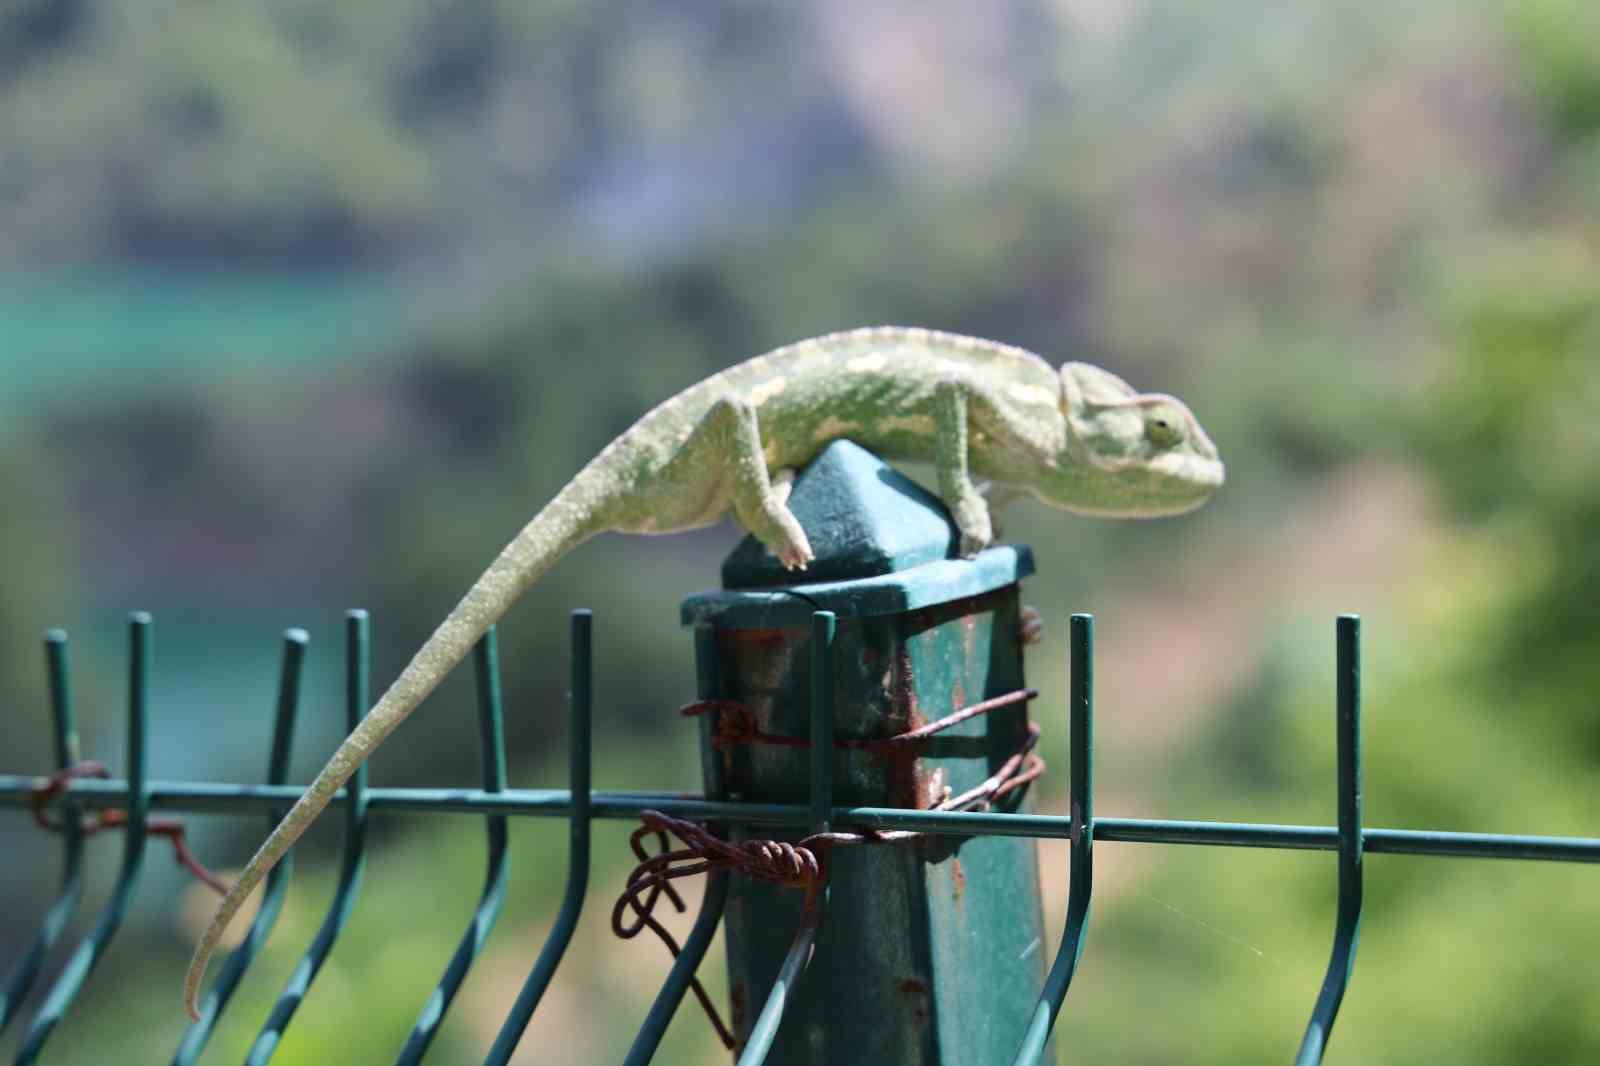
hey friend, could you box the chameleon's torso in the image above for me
[593,326,1065,534]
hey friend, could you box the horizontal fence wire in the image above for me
[3,609,1599,1066]
[9,785,1595,861]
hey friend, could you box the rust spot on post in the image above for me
[895,977,931,1022]
[880,638,928,808]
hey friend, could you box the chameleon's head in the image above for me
[1039,362,1224,517]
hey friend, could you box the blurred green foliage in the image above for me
[1506,0,1600,138]
[2,1,1599,1063]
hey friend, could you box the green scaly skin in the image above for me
[183,325,1223,1016]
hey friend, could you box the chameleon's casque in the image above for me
[184,326,1222,1015]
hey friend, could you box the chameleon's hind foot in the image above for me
[1021,605,1044,646]
[772,468,796,507]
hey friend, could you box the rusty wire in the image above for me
[29,761,229,895]
[684,686,1039,754]
[615,688,1044,1045]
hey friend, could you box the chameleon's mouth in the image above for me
[1055,450,1224,518]
[1147,450,1225,515]
[1152,449,1225,492]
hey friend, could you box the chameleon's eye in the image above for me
[1144,408,1184,448]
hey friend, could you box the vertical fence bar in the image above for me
[1295,615,1364,1066]
[1013,612,1095,1065]
[735,610,835,1066]
[1,632,85,1035]
[483,609,593,1066]
[622,623,730,1066]
[808,611,835,836]
[172,629,308,1065]
[244,610,371,1065]
[397,628,512,1065]
[15,613,152,1065]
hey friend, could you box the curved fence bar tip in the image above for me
[396,627,512,1066]
[1295,615,1364,1066]
[1013,613,1095,1066]
[483,610,594,1066]
[0,632,85,1037]
[15,613,153,1066]
[172,629,308,1065]
[243,611,372,1066]
[735,610,836,1066]
[622,624,732,1066]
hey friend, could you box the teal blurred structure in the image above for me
[3,444,1600,1065]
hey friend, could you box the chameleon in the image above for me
[183,325,1223,1016]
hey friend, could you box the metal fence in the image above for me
[3,608,1598,1065]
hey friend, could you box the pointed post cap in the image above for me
[684,440,1033,627]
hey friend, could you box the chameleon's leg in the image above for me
[932,379,994,556]
[705,397,814,569]
[772,467,797,507]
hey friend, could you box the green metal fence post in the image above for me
[682,441,1050,1065]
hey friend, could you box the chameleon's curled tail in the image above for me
[183,477,609,1019]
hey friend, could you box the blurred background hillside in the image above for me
[2,1,1598,1062]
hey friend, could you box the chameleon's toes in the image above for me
[957,522,992,558]
[953,495,993,558]
[1020,605,1044,647]
[776,524,814,571]
[745,499,815,571]
[782,541,814,571]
